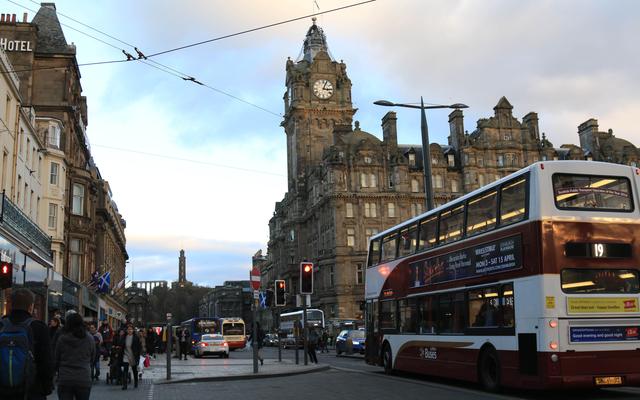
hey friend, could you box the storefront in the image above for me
[81,286,99,321]
[62,277,80,313]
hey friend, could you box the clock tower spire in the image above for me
[282,19,355,191]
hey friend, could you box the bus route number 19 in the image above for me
[593,243,605,258]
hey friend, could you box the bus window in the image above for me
[501,284,514,328]
[561,269,639,294]
[417,216,438,251]
[380,232,398,263]
[500,177,527,225]
[379,300,397,331]
[368,238,381,267]
[399,298,418,334]
[398,224,418,258]
[469,286,500,328]
[437,292,466,334]
[439,205,465,244]
[417,296,436,334]
[466,190,497,237]
[553,174,633,211]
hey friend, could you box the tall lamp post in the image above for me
[374,98,468,211]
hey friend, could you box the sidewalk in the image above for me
[104,355,328,384]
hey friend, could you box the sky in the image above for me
[4,0,639,287]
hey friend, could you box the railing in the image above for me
[0,191,52,256]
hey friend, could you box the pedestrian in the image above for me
[52,309,78,352]
[321,330,329,353]
[55,312,96,400]
[49,316,62,340]
[308,328,319,363]
[0,288,54,400]
[256,322,265,365]
[145,328,156,358]
[98,319,113,361]
[88,322,103,381]
[138,328,147,355]
[178,328,190,360]
[118,324,142,390]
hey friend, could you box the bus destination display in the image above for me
[409,235,523,288]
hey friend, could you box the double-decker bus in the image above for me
[364,161,640,390]
[180,317,218,352]
[279,309,325,347]
[216,317,246,350]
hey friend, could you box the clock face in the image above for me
[313,79,334,99]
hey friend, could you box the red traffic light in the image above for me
[303,264,312,273]
[1,264,8,274]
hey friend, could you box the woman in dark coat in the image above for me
[117,324,142,389]
[54,313,95,400]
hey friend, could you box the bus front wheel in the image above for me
[382,344,393,375]
[478,347,501,392]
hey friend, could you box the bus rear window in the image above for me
[368,238,381,267]
[553,174,633,211]
[561,269,639,294]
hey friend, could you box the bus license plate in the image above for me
[595,376,622,386]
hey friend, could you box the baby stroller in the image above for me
[105,345,131,385]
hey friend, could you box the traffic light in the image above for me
[275,280,286,306]
[0,262,12,289]
[300,262,313,294]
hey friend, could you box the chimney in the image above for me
[381,111,398,149]
[522,112,539,141]
[1,14,5,23]
[23,13,27,23]
[578,118,600,157]
[448,109,465,150]
[11,14,16,23]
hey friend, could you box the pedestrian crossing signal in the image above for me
[0,262,12,289]
[275,280,286,306]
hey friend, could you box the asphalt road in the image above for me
[88,346,640,400]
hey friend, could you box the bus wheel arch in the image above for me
[477,344,501,392]
[382,341,393,374]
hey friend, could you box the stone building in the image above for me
[264,20,640,324]
[199,280,252,326]
[0,5,128,322]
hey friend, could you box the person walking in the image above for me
[178,328,190,360]
[307,328,319,364]
[118,324,141,390]
[98,320,113,361]
[49,316,62,340]
[88,323,103,381]
[256,322,265,366]
[320,330,329,353]
[1,288,54,400]
[55,312,96,400]
[145,328,156,358]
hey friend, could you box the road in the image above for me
[89,346,640,400]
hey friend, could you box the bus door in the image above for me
[365,300,379,364]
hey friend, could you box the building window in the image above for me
[364,202,377,218]
[477,157,484,167]
[448,154,455,167]
[70,238,82,282]
[387,202,396,218]
[411,203,423,217]
[347,228,355,247]
[48,124,61,148]
[478,174,485,187]
[451,180,458,193]
[431,157,438,165]
[346,202,354,218]
[388,174,394,188]
[360,173,368,188]
[364,156,372,164]
[504,132,512,141]
[50,162,59,185]
[1,150,7,191]
[408,153,416,166]
[434,175,443,189]
[370,173,377,188]
[497,155,504,167]
[16,175,21,205]
[411,179,419,193]
[26,138,31,163]
[72,184,84,215]
[365,228,378,243]
[328,265,335,287]
[356,263,364,284]
[48,203,56,228]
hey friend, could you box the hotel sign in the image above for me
[0,38,33,52]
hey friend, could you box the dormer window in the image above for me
[447,154,455,167]
[408,153,416,166]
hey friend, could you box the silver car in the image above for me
[194,334,230,358]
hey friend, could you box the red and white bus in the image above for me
[364,161,640,390]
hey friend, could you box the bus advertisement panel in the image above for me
[364,161,640,391]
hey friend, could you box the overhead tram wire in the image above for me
[91,143,285,178]
[144,0,377,58]
[7,0,283,117]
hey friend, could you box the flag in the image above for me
[116,278,125,289]
[98,271,111,293]
[259,291,267,309]
[89,271,100,289]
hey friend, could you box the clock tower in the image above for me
[282,18,355,190]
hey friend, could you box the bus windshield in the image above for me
[553,174,633,211]
[194,319,217,334]
[222,322,244,336]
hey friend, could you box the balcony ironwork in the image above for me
[0,192,52,257]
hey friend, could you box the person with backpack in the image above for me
[88,322,103,381]
[0,288,54,400]
[98,320,113,361]
[55,312,96,399]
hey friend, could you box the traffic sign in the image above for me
[250,266,261,290]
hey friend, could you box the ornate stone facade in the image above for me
[265,21,640,323]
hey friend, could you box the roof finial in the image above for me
[312,17,317,25]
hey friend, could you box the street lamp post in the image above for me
[374,98,468,211]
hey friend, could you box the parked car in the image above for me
[281,335,302,349]
[263,333,279,347]
[194,334,230,358]
[335,329,365,355]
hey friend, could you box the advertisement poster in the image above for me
[409,235,523,288]
[567,297,638,314]
[570,326,640,343]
